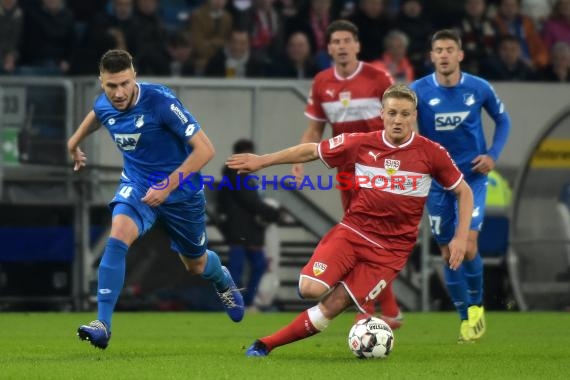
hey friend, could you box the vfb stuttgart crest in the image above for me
[384,158,400,176]
[313,262,327,276]
[339,91,351,107]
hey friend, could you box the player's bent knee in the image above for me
[320,287,351,319]
[299,278,329,300]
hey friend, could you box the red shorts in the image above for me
[300,224,407,313]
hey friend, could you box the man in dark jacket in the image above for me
[204,29,265,77]
[218,139,280,309]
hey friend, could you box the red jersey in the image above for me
[318,131,463,258]
[305,62,394,136]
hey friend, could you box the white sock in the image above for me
[307,305,331,331]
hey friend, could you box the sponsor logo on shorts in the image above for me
[313,262,327,276]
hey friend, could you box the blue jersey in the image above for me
[410,73,511,176]
[94,82,202,202]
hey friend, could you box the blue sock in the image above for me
[463,253,484,306]
[228,245,246,288]
[97,237,129,330]
[244,249,267,306]
[444,265,468,320]
[201,250,231,292]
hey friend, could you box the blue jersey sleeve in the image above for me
[482,82,511,161]
[157,89,202,143]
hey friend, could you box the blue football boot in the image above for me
[246,340,270,357]
[217,266,244,322]
[77,320,111,349]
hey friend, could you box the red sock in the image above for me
[377,283,400,318]
[260,310,320,351]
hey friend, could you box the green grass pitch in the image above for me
[1,312,569,379]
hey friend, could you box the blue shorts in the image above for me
[427,174,488,245]
[110,181,208,258]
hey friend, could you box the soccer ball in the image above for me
[348,316,394,359]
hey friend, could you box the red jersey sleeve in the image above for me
[429,142,463,190]
[304,75,327,122]
[318,133,361,169]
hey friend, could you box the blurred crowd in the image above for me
[0,0,568,82]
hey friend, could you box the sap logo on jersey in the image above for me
[114,133,141,151]
[434,111,469,131]
[170,103,188,124]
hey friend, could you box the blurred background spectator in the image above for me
[188,0,233,74]
[395,0,433,77]
[286,0,333,69]
[243,0,285,62]
[204,29,265,77]
[522,0,556,26]
[371,29,414,82]
[86,0,140,57]
[267,31,319,78]
[0,0,23,75]
[349,0,394,62]
[542,0,570,50]
[133,0,169,69]
[456,0,498,75]
[69,27,126,75]
[493,0,549,69]
[137,30,196,76]
[536,41,570,82]
[19,0,77,76]
[424,0,465,29]
[481,35,536,80]
[0,0,564,79]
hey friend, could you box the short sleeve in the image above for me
[304,77,327,121]
[158,92,202,142]
[318,133,359,169]
[429,142,463,190]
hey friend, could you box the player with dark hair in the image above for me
[410,29,511,343]
[67,49,244,349]
[227,84,474,356]
[291,18,403,328]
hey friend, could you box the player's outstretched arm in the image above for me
[292,120,326,180]
[67,110,100,171]
[227,143,319,174]
[448,180,473,270]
